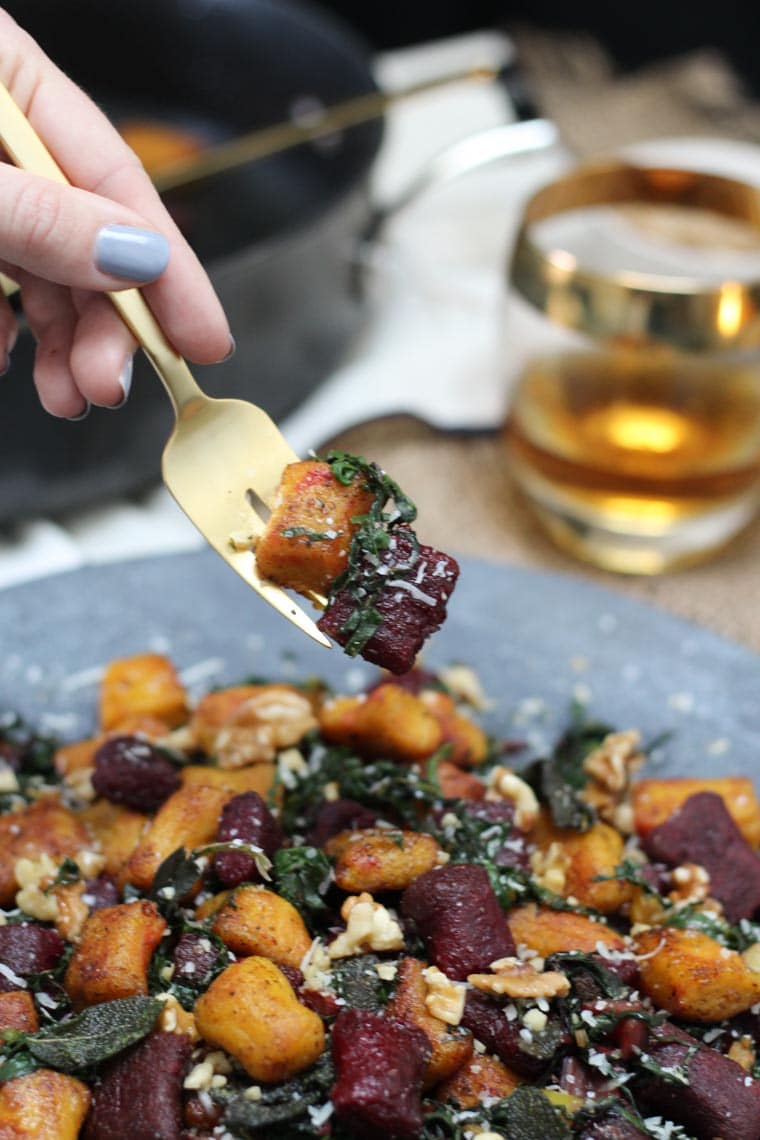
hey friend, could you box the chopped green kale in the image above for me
[271,846,333,933]
[279,741,444,833]
[319,450,418,656]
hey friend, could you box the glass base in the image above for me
[513,470,759,575]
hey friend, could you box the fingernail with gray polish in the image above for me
[95,225,170,282]
[67,401,91,423]
[223,335,236,361]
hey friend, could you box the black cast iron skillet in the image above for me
[0,0,383,522]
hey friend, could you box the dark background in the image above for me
[319,2,760,95]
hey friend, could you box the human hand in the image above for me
[0,9,233,419]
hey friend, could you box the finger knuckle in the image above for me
[12,179,64,261]
[92,157,145,200]
[19,286,52,328]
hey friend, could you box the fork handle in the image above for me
[0,81,204,415]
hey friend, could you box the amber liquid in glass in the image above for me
[504,349,760,572]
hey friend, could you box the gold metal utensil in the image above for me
[0,80,330,647]
[150,65,499,193]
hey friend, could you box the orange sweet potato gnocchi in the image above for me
[78,798,149,878]
[507,902,627,959]
[434,760,485,801]
[64,900,167,1009]
[209,885,312,970]
[179,760,276,798]
[328,827,444,894]
[255,459,375,596]
[530,817,631,914]
[0,1069,90,1139]
[0,992,39,1036]
[633,926,760,1022]
[194,956,325,1082]
[120,783,231,892]
[100,653,188,731]
[419,690,489,767]
[385,956,473,1088]
[0,796,89,907]
[319,684,443,763]
[433,1052,523,1107]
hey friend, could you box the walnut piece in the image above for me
[728,1035,756,1072]
[14,851,61,921]
[530,842,570,895]
[214,690,317,769]
[328,892,404,958]
[485,767,539,830]
[300,939,333,992]
[583,730,645,793]
[743,942,760,974]
[156,993,199,1041]
[582,729,645,830]
[437,665,493,711]
[467,956,570,999]
[421,965,467,1025]
[669,862,711,906]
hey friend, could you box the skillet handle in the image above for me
[352,118,560,298]
[363,118,560,246]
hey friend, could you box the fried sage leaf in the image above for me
[216,1053,335,1137]
[27,995,163,1073]
[527,707,614,831]
[492,1086,572,1139]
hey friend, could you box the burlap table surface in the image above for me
[506,29,760,155]
[322,40,760,654]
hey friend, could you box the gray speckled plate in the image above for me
[0,551,757,775]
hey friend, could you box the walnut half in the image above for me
[467,956,570,999]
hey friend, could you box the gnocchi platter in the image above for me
[0,549,758,1139]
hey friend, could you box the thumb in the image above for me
[0,163,169,289]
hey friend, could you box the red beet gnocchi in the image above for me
[401,864,517,981]
[212,791,285,888]
[256,452,459,674]
[317,532,460,675]
[0,652,759,1138]
[92,735,181,813]
[331,1009,431,1138]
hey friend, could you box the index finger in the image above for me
[0,9,233,364]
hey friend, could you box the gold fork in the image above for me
[0,81,330,647]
